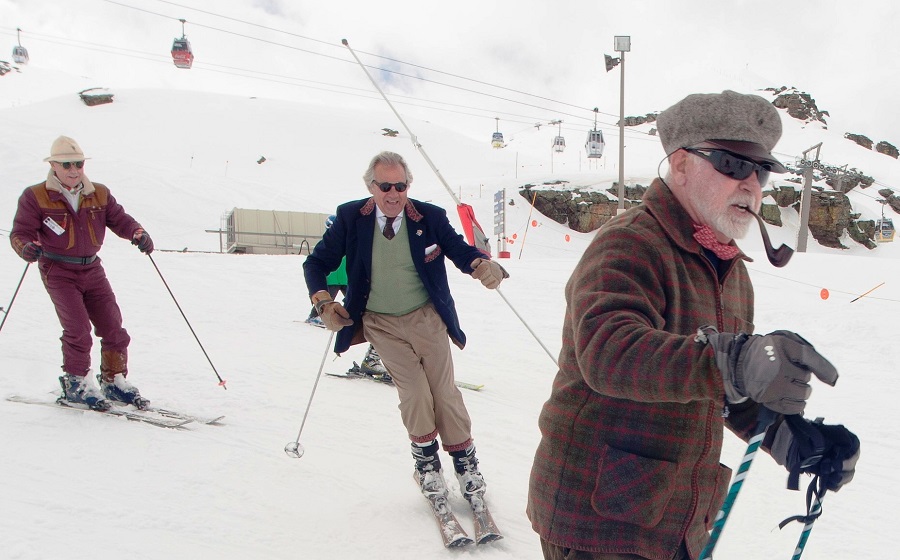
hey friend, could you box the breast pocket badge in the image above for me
[43,216,66,236]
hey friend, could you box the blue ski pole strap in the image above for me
[700,406,776,560]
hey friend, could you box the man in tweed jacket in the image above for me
[528,91,859,560]
[304,151,508,505]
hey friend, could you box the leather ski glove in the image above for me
[767,415,860,492]
[21,241,43,262]
[698,327,838,416]
[132,230,154,254]
[310,291,353,332]
[470,258,509,289]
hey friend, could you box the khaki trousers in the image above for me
[362,302,473,449]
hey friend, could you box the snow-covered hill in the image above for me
[1,65,898,560]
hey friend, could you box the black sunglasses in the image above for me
[372,181,408,193]
[58,161,85,170]
[684,148,771,185]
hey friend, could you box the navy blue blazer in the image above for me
[303,197,486,354]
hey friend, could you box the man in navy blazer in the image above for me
[304,151,507,507]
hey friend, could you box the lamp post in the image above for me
[614,35,630,214]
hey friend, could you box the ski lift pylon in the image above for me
[12,27,29,65]
[171,19,194,69]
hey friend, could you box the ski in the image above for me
[413,472,474,548]
[6,395,193,429]
[113,403,225,425]
[328,366,484,391]
[466,493,503,544]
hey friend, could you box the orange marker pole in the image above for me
[849,281,885,303]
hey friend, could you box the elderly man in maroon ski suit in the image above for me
[10,135,154,411]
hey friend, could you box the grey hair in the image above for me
[362,151,413,187]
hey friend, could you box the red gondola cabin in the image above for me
[171,37,193,69]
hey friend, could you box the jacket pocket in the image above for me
[591,444,677,528]
[40,211,70,251]
[424,244,442,263]
[705,463,733,530]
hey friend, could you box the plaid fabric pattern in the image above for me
[527,179,763,560]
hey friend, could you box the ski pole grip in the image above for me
[757,406,777,434]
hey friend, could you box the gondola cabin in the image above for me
[491,132,504,148]
[12,45,28,65]
[552,136,566,153]
[875,218,895,243]
[586,129,605,158]
[171,37,193,69]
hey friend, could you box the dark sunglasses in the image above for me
[684,148,771,185]
[58,161,85,170]
[372,181,408,193]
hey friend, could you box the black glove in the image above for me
[132,232,154,254]
[768,415,860,492]
[700,327,838,416]
[21,242,43,262]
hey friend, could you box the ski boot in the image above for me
[451,443,486,502]
[412,440,448,500]
[59,373,111,411]
[98,373,150,409]
[361,345,391,382]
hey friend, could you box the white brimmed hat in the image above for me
[43,136,90,163]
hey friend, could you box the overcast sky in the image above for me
[3,0,898,152]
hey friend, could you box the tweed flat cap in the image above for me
[657,90,784,169]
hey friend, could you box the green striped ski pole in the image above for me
[700,406,776,560]
[790,493,823,560]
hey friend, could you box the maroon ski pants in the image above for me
[38,259,130,375]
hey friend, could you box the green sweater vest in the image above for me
[366,218,430,315]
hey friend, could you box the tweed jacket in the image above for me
[527,179,767,560]
[10,177,142,265]
[303,197,485,355]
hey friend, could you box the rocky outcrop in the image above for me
[876,141,899,159]
[621,113,658,127]
[879,188,900,214]
[520,179,885,249]
[768,87,829,126]
[844,133,874,149]
[519,183,646,233]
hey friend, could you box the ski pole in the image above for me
[343,37,558,368]
[790,493,823,560]
[285,330,335,459]
[146,253,227,389]
[700,406,777,560]
[0,262,30,334]
[495,287,557,366]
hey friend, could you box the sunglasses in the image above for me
[372,181,408,193]
[57,161,85,170]
[684,148,771,185]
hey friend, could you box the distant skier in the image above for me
[9,135,155,411]
[303,151,508,504]
[305,214,389,379]
[527,91,860,560]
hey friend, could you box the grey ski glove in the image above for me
[698,327,839,416]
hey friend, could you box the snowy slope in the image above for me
[1,66,899,560]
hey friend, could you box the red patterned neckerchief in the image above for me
[692,224,740,260]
